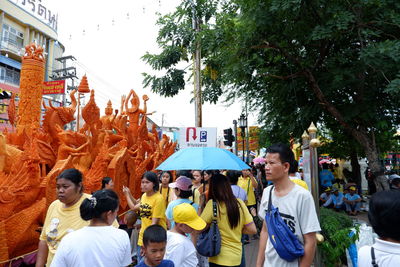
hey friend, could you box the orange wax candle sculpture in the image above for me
[16,43,45,135]
[0,43,176,264]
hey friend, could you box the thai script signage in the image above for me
[43,80,65,94]
[10,0,58,31]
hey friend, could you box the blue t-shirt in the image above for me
[345,193,361,201]
[135,259,174,267]
[166,199,199,229]
[319,170,335,187]
[331,192,344,206]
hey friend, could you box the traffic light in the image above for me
[223,128,235,147]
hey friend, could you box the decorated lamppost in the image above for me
[238,113,247,162]
[308,122,321,217]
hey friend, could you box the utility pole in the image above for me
[50,55,77,107]
[233,120,238,155]
[50,55,77,130]
[189,0,202,127]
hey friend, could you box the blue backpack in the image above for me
[265,186,304,261]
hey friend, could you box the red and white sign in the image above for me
[179,127,217,149]
[43,80,65,95]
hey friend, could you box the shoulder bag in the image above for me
[196,200,221,257]
[264,186,304,261]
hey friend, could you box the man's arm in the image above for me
[256,221,268,267]
[299,232,317,267]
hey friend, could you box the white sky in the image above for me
[49,0,258,133]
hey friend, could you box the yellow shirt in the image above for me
[291,178,309,191]
[160,187,173,206]
[40,193,91,265]
[192,186,201,205]
[138,192,167,246]
[201,199,253,266]
[238,176,257,206]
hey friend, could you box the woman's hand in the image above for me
[122,185,130,195]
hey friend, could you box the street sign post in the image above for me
[179,127,217,149]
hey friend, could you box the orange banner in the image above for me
[43,80,65,94]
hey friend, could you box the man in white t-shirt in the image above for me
[165,203,206,267]
[256,143,321,267]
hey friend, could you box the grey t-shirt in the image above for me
[258,184,321,267]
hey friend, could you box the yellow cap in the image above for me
[349,186,356,191]
[173,203,206,231]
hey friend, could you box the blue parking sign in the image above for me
[200,131,207,142]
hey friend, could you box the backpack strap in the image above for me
[267,186,275,212]
[371,247,379,267]
[212,200,218,219]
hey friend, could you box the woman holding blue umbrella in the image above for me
[201,173,257,267]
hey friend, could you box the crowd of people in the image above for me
[34,143,399,267]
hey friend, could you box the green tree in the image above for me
[143,0,400,176]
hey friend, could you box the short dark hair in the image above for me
[101,177,112,189]
[80,189,119,221]
[176,170,193,179]
[368,190,400,241]
[176,188,193,198]
[289,160,299,174]
[57,168,83,192]
[266,143,294,165]
[143,225,167,246]
[226,170,241,185]
[142,171,159,191]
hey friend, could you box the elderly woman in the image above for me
[36,168,91,267]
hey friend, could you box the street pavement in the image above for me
[244,238,259,266]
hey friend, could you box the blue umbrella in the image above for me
[156,147,250,171]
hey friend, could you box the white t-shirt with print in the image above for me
[51,226,132,267]
[258,184,321,267]
[165,231,198,267]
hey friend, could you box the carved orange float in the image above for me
[0,43,176,265]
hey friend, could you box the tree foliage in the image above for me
[143,0,400,172]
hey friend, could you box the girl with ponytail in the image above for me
[51,190,132,267]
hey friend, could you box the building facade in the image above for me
[0,0,64,131]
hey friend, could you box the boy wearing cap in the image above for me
[166,176,199,229]
[319,187,332,207]
[165,203,206,267]
[344,186,362,215]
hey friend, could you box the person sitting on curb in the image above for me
[344,186,362,215]
[319,187,332,206]
[322,187,344,211]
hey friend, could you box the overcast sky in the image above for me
[48,0,258,132]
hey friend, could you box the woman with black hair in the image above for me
[51,189,131,267]
[159,171,174,205]
[123,171,166,261]
[36,168,90,267]
[101,176,114,190]
[358,190,400,266]
[51,190,131,266]
[200,173,257,267]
